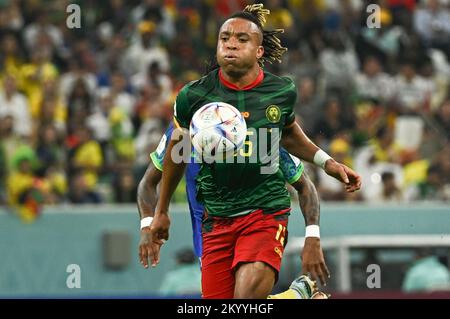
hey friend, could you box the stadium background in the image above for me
[0,0,449,298]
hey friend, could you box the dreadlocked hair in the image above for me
[204,3,287,73]
[231,3,287,67]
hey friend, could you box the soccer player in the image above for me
[138,122,329,298]
[150,4,361,298]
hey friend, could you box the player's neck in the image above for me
[219,65,262,90]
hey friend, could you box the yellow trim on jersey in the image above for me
[173,116,181,129]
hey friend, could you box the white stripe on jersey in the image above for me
[289,153,301,167]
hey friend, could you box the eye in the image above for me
[239,38,248,42]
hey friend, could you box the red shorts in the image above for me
[201,208,290,299]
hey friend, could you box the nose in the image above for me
[226,37,238,50]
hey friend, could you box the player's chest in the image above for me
[192,91,287,128]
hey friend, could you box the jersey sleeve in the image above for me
[149,122,175,171]
[173,84,191,129]
[279,147,304,184]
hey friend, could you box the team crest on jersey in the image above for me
[266,105,281,123]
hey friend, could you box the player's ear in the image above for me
[256,45,264,60]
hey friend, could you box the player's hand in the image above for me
[151,212,171,241]
[150,212,171,266]
[139,227,162,268]
[139,213,171,268]
[324,159,361,192]
[301,237,330,286]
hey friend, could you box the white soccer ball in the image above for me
[190,102,247,161]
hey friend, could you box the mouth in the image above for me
[224,55,238,61]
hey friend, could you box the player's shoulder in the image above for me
[262,71,297,104]
[180,69,219,96]
[263,71,296,89]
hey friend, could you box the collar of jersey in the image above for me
[218,67,264,91]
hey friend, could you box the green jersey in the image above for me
[174,68,297,217]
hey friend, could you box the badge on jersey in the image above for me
[266,105,281,123]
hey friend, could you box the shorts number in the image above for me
[275,224,286,246]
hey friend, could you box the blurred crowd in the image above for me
[0,0,449,216]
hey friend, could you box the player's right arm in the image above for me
[151,135,187,239]
[137,124,174,268]
[151,87,191,250]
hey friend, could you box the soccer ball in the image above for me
[189,102,247,161]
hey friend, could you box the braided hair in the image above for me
[230,3,287,67]
[205,3,287,73]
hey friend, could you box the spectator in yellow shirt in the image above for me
[70,126,103,190]
[18,47,58,118]
[6,145,39,205]
[369,126,402,163]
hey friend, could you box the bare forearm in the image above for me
[137,164,161,219]
[281,122,320,163]
[296,174,320,226]
[137,182,157,219]
[157,139,186,215]
[294,173,329,284]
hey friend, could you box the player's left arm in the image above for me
[280,88,361,192]
[291,172,330,285]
